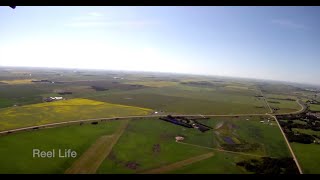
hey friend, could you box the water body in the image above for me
[223,137,235,144]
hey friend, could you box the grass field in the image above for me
[65,120,130,174]
[142,152,215,174]
[265,93,298,100]
[168,152,250,174]
[282,120,307,125]
[89,85,269,115]
[197,116,290,158]
[0,98,152,131]
[97,116,290,174]
[267,99,301,113]
[292,128,320,137]
[0,98,14,108]
[0,121,122,173]
[97,118,212,174]
[310,104,320,111]
[291,143,320,174]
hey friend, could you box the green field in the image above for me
[89,85,268,115]
[292,128,320,137]
[0,98,13,108]
[97,118,212,174]
[267,99,301,113]
[310,104,320,111]
[291,143,320,174]
[0,98,152,131]
[168,153,250,174]
[97,116,290,174]
[0,121,122,173]
[0,68,313,174]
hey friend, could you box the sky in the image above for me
[0,6,320,85]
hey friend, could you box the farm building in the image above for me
[43,97,64,102]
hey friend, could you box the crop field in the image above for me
[0,121,122,173]
[265,93,298,100]
[291,143,320,174]
[0,98,152,131]
[89,84,268,115]
[266,99,301,113]
[0,79,35,85]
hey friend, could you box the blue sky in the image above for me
[0,6,319,85]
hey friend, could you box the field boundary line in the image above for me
[139,152,214,174]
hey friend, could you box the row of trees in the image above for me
[236,157,299,174]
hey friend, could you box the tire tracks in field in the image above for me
[176,141,274,158]
[65,119,130,174]
[140,152,215,174]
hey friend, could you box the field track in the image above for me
[176,141,275,158]
[140,152,214,174]
[65,120,130,174]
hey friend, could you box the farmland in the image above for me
[0,98,151,131]
[89,84,269,115]
[310,104,320,111]
[97,117,291,174]
[0,67,317,174]
[291,143,320,174]
[0,79,35,85]
[0,121,122,174]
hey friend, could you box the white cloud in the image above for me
[271,19,308,30]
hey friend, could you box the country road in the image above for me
[258,88,304,174]
[271,115,303,174]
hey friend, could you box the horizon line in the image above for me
[0,65,319,88]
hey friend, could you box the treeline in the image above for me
[91,86,109,91]
[285,130,315,144]
[269,97,296,101]
[236,157,299,174]
[279,119,320,144]
[277,112,319,121]
[279,119,320,131]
